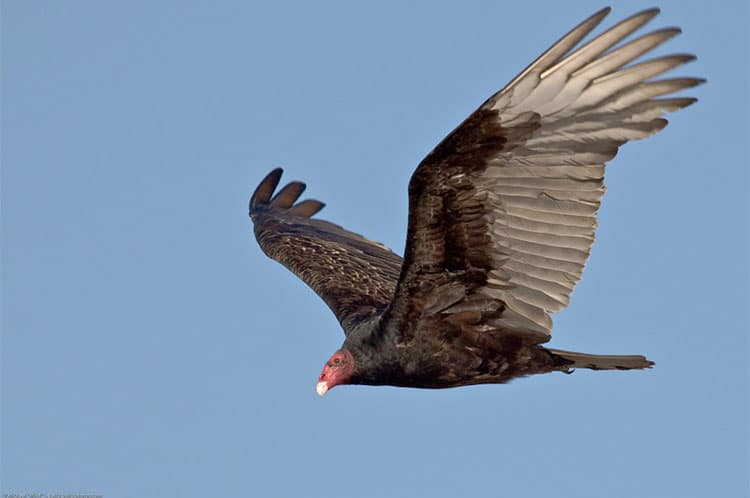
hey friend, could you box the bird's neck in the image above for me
[342,316,395,384]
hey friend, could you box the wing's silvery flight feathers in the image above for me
[381,8,703,345]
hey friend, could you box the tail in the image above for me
[549,349,654,371]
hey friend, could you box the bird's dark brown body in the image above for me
[249,7,700,395]
[344,317,569,388]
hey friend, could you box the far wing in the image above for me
[250,169,403,334]
[382,8,702,345]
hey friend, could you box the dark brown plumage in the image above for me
[249,7,703,395]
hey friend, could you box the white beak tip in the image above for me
[316,381,329,397]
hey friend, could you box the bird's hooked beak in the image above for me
[316,381,329,397]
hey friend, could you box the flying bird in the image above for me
[249,7,702,396]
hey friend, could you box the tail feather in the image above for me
[550,349,654,371]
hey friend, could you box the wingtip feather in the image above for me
[250,168,284,214]
[288,199,326,218]
[271,181,307,209]
[249,169,327,220]
[499,6,612,94]
[589,7,612,24]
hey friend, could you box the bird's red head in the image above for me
[316,349,354,396]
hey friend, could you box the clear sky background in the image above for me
[2,1,748,497]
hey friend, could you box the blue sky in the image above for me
[2,1,748,497]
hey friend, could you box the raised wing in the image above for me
[250,169,403,334]
[382,8,702,345]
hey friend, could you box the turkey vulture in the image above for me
[249,7,702,396]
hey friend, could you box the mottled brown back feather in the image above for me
[250,169,403,334]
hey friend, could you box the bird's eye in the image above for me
[333,358,341,365]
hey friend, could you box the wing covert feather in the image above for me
[250,169,403,334]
